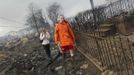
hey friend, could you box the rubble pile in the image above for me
[0,35,101,75]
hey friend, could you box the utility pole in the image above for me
[89,0,94,9]
[89,0,96,27]
[31,9,40,35]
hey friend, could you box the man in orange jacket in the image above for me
[54,15,75,65]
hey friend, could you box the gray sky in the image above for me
[0,0,106,36]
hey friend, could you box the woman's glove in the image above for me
[57,42,63,54]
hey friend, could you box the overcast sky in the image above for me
[0,0,106,36]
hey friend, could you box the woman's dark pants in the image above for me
[43,44,52,63]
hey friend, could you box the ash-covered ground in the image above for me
[0,35,100,75]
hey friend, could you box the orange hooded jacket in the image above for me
[54,20,75,47]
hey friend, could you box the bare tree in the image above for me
[47,2,63,25]
[26,3,50,34]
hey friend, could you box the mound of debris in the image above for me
[0,34,101,75]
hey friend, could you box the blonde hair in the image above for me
[57,15,64,21]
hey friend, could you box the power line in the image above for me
[0,16,26,28]
[0,17,24,25]
[0,26,24,28]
